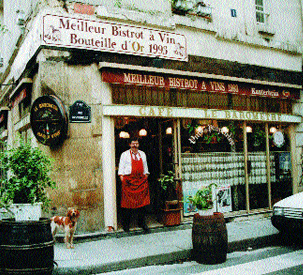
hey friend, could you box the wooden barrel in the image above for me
[192,212,228,264]
[0,218,54,275]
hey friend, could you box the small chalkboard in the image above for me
[69,100,91,123]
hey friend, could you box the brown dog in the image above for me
[51,208,80,249]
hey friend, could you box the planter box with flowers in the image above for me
[0,140,56,221]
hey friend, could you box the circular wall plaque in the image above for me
[30,95,68,146]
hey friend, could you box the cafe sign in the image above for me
[102,69,300,100]
[30,95,68,146]
[42,14,187,61]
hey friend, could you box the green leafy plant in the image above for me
[158,170,175,191]
[186,183,216,210]
[158,171,178,201]
[0,140,56,210]
[0,23,8,34]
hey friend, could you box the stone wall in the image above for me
[35,59,105,233]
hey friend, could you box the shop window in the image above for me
[19,127,31,144]
[19,93,31,120]
[181,119,247,215]
[0,110,8,135]
[172,0,212,21]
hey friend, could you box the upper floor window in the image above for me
[172,0,212,21]
[255,0,265,23]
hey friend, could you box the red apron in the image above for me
[121,151,150,209]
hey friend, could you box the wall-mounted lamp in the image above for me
[246,126,253,133]
[269,127,277,134]
[166,127,172,135]
[119,131,130,139]
[221,126,229,134]
[139,128,147,137]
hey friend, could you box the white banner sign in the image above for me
[42,14,188,61]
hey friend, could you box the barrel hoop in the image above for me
[0,240,54,250]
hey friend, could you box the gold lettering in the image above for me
[38,103,58,111]
[239,112,245,119]
[167,107,173,117]
[139,106,146,116]
[232,112,239,119]
[205,110,211,118]
[224,111,231,119]
[245,112,252,120]
[158,107,165,116]
[148,107,155,116]
[251,112,259,120]
[211,110,217,118]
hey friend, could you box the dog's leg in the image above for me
[64,230,71,249]
[69,230,75,249]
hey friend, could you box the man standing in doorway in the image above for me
[118,138,150,233]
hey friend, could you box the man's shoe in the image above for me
[123,227,130,233]
[142,225,150,234]
[143,228,150,234]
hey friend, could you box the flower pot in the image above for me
[161,200,182,226]
[197,208,213,216]
[10,202,42,221]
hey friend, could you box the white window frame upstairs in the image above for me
[255,0,267,24]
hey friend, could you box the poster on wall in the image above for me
[216,185,232,213]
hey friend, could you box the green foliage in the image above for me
[0,23,8,34]
[0,140,56,210]
[158,170,175,191]
[114,0,122,8]
[186,183,216,210]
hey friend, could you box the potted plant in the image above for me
[186,183,216,216]
[158,170,178,202]
[0,140,56,221]
[189,183,228,264]
[158,171,182,226]
[0,140,57,274]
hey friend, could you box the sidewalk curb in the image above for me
[52,232,280,275]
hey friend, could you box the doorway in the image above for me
[114,117,174,229]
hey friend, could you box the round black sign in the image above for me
[30,95,68,146]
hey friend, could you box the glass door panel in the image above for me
[247,123,269,210]
[269,124,292,205]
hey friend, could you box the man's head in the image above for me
[129,138,139,152]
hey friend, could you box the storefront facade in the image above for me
[100,63,301,229]
[0,1,302,233]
